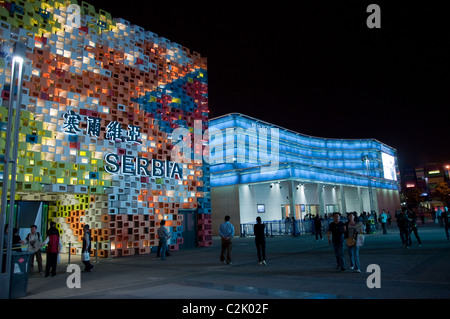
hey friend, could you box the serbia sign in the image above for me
[104,154,183,179]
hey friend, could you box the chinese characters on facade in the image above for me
[62,110,142,144]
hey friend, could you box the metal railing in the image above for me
[240,218,349,237]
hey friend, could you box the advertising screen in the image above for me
[381,152,397,181]
[257,204,265,213]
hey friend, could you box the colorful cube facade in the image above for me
[0,0,210,257]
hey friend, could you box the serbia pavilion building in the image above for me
[0,0,210,258]
[209,113,400,235]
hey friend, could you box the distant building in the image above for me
[209,113,401,235]
[402,163,450,209]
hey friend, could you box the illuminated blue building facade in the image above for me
[209,113,400,232]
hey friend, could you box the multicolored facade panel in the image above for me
[0,0,210,257]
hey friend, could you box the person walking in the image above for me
[219,215,235,265]
[327,212,346,271]
[156,239,171,258]
[408,209,422,247]
[284,217,291,235]
[436,207,443,226]
[314,214,323,241]
[254,217,266,265]
[361,212,369,234]
[157,220,171,261]
[291,216,298,237]
[44,222,60,277]
[21,225,44,276]
[156,218,171,258]
[81,224,94,272]
[12,228,22,252]
[345,213,363,273]
[419,209,425,224]
[397,207,411,249]
[442,207,450,240]
[380,209,388,234]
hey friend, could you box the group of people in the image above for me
[2,222,94,277]
[395,207,422,248]
[5,206,449,278]
[218,215,266,266]
[220,205,450,272]
[326,212,364,272]
[219,213,365,271]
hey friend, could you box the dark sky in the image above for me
[86,0,449,171]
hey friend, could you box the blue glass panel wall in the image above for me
[209,113,399,190]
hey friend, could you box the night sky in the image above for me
[86,0,449,171]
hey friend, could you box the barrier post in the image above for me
[108,239,112,260]
[95,240,99,263]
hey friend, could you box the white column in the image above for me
[288,180,295,218]
[340,186,347,214]
[358,187,364,213]
[318,183,325,216]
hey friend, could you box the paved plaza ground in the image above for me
[5,222,447,317]
[16,222,449,301]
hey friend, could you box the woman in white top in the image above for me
[345,213,364,273]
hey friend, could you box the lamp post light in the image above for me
[0,41,26,299]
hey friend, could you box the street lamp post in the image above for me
[0,42,26,299]
[362,155,375,214]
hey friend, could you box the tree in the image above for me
[434,182,450,206]
[404,188,424,206]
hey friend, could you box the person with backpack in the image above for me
[43,222,61,277]
[21,224,44,275]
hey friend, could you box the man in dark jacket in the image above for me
[254,216,266,265]
[327,213,346,271]
[397,207,411,249]
[314,215,323,241]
